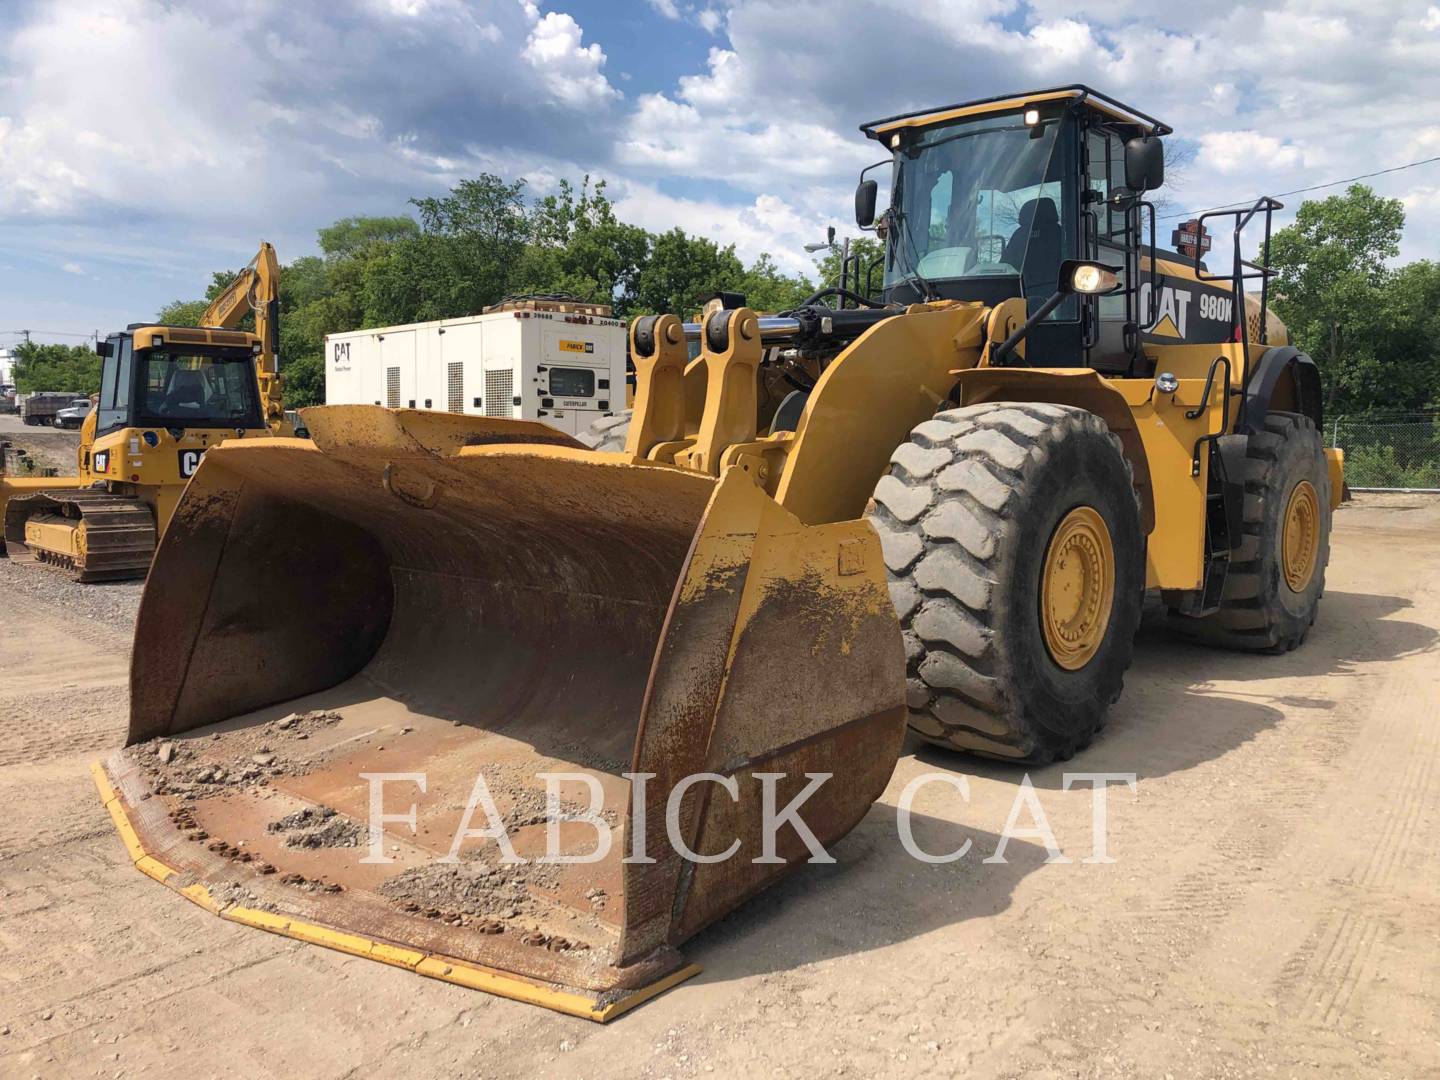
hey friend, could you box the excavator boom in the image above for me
[201,241,287,435]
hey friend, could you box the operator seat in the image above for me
[1004,197,1061,299]
[163,370,207,412]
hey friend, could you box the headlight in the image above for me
[1023,107,1041,126]
[1070,263,1120,295]
[1156,372,1179,394]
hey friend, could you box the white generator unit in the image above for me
[324,299,628,437]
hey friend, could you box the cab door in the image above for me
[1083,126,1141,373]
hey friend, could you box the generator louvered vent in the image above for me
[447,362,464,413]
[386,367,401,409]
[484,369,514,418]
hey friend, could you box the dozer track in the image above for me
[4,489,157,582]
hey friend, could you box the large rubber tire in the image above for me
[579,410,631,451]
[1170,412,1330,652]
[867,403,1145,763]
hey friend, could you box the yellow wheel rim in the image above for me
[1282,479,1320,593]
[1040,506,1115,671]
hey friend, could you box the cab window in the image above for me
[891,109,1077,320]
[96,338,133,433]
[136,351,262,428]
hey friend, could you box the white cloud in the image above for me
[1398,184,1440,262]
[647,0,682,18]
[619,91,870,188]
[611,182,837,276]
[0,0,619,224]
[1198,131,1307,175]
[521,11,621,107]
[61,262,85,275]
[698,8,723,33]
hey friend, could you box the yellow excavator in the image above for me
[97,87,1341,1018]
[2,243,287,580]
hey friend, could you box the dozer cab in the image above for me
[2,243,289,580]
[98,86,1342,1018]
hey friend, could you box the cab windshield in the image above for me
[886,109,1074,307]
[136,349,262,427]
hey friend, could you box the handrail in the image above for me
[1190,196,1283,427]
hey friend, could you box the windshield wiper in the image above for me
[887,205,937,302]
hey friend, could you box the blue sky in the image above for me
[2,0,1438,346]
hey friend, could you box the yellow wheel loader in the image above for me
[97,87,1342,1018]
[2,243,289,580]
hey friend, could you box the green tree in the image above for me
[11,341,101,394]
[317,216,419,259]
[636,228,747,316]
[152,172,869,409]
[737,253,814,313]
[1268,185,1420,414]
[512,177,651,314]
[157,270,241,326]
[155,298,209,326]
[281,354,326,410]
[358,174,532,321]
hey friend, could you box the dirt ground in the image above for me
[1,494,1437,1079]
[0,413,81,475]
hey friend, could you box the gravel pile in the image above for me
[0,557,143,635]
[266,806,367,849]
[130,709,344,799]
[374,859,598,954]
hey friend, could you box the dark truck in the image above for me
[18,391,77,426]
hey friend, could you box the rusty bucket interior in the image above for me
[107,406,905,1013]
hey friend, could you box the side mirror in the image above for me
[855,179,878,228]
[1125,136,1164,192]
[95,341,113,358]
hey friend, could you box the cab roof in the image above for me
[861,85,1172,141]
[121,325,260,351]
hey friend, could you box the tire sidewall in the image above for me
[997,429,1145,740]
[1257,421,1329,634]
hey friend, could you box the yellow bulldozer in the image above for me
[97,87,1342,1018]
[1,242,288,580]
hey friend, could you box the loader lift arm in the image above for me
[201,242,287,435]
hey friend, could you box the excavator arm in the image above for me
[201,242,288,435]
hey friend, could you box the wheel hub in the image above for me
[1041,506,1115,671]
[1282,479,1320,593]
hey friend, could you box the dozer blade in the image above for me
[101,406,904,1019]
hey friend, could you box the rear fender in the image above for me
[1240,347,1323,435]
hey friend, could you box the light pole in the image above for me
[803,227,853,305]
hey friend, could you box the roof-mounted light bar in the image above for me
[860,84,1173,141]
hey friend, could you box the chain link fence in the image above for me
[1327,413,1440,492]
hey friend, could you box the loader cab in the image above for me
[95,326,266,438]
[860,86,1172,374]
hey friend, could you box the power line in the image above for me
[1159,154,1440,221]
[1,328,96,339]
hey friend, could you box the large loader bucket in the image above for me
[98,407,904,1019]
